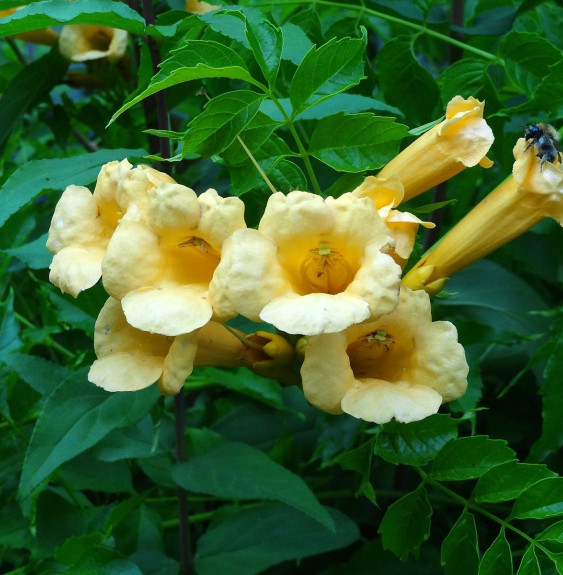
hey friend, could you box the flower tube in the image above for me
[377,96,494,203]
[402,137,563,295]
[300,287,468,424]
[209,191,402,336]
[47,160,174,297]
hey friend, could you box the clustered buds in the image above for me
[47,95,561,425]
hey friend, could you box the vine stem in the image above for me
[270,94,322,195]
[141,0,191,573]
[416,468,554,559]
[259,0,500,63]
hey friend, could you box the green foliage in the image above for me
[0,0,562,574]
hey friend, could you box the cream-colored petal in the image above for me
[159,333,198,395]
[346,243,401,319]
[89,353,163,392]
[259,191,337,245]
[102,211,165,299]
[122,285,213,336]
[147,183,201,236]
[209,228,291,322]
[351,174,404,210]
[46,185,108,254]
[196,189,246,250]
[260,292,371,335]
[411,321,468,402]
[49,246,105,297]
[300,332,354,414]
[341,380,442,424]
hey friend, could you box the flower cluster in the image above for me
[47,95,515,424]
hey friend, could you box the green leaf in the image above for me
[374,414,459,466]
[110,41,264,122]
[308,113,409,172]
[280,22,314,66]
[0,290,20,359]
[0,45,68,149]
[529,331,563,460]
[536,520,563,543]
[200,367,285,409]
[221,111,281,167]
[517,545,541,575]
[0,0,146,37]
[194,503,359,575]
[378,486,432,560]
[19,371,159,508]
[0,148,146,228]
[4,233,51,269]
[441,511,479,575]
[245,16,283,88]
[173,442,334,530]
[499,31,561,78]
[335,439,376,503]
[289,34,366,117]
[478,530,512,575]
[510,478,563,520]
[2,353,71,395]
[439,59,489,105]
[438,260,550,339]
[473,461,556,503]
[431,436,516,481]
[181,90,265,157]
[377,36,440,125]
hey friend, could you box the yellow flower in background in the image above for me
[47,160,174,297]
[210,191,402,336]
[402,137,563,295]
[186,0,221,14]
[352,173,434,267]
[378,96,494,203]
[59,25,128,63]
[300,288,468,424]
[102,184,246,337]
[0,7,58,45]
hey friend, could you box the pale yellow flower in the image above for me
[102,184,245,337]
[402,137,563,295]
[378,96,494,203]
[59,25,128,63]
[89,298,297,395]
[300,287,468,424]
[352,174,434,267]
[47,160,174,297]
[186,0,221,14]
[209,191,402,336]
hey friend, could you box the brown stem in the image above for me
[140,1,192,573]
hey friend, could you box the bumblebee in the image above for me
[524,123,561,172]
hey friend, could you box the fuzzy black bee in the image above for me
[524,123,562,172]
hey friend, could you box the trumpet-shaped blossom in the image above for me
[102,184,246,337]
[209,191,402,336]
[352,174,434,267]
[403,137,563,295]
[47,160,174,297]
[300,288,468,424]
[89,298,298,395]
[59,25,128,63]
[378,96,494,202]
